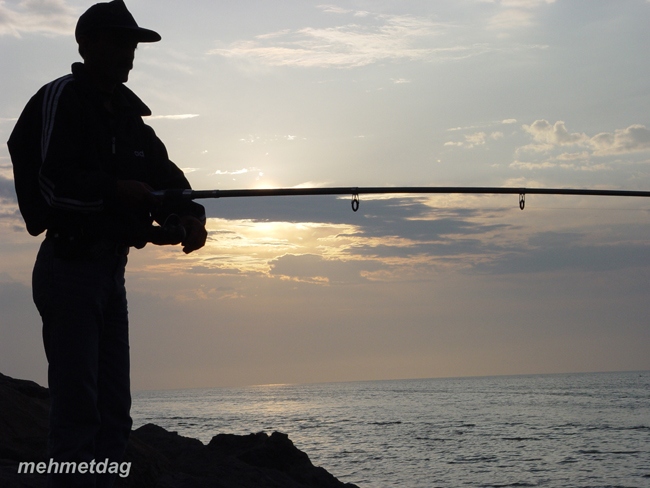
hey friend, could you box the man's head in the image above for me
[76,0,160,44]
[76,1,160,87]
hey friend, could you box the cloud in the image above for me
[444,130,504,148]
[523,120,589,146]
[509,160,557,170]
[269,253,380,284]
[148,114,200,120]
[485,0,557,32]
[202,195,648,281]
[514,120,650,170]
[213,167,261,176]
[209,10,493,69]
[488,8,537,30]
[590,125,650,156]
[509,159,607,172]
[555,151,590,161]
[172,196,519,282]
[500,0,557,6]
[0,0,77,37]
[317,4,353,15]
[465,132,488,146]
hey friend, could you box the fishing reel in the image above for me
[146,214,187,246]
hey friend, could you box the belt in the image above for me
[90,239,130,257]
[45,230,129,260]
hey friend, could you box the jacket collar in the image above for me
[71,62,152,117]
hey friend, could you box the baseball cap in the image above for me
[75,0,161,43]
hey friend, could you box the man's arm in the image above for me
[144,125,207,253]
[38,84,119,214]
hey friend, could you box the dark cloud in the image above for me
[209,195,486,224]
[350,214,510,240]
[476,239,650,275]
[202,195,432,226]
[346,238,505,259]
[185,264,256,276]
[204,195,513,240]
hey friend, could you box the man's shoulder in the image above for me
[34,71,74,95]
[10,73,76,140]
[28,72,79,115]
[44,73,75,90]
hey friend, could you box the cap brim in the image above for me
[108,25,161,43]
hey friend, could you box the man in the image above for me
[7,1,207,486]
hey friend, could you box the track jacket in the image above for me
[8,62,205,248]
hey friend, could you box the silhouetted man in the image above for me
[7,2,207,487]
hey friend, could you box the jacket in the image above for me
[8,62,205,249]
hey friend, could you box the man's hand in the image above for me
[116,180,161,210]
[179,215,207,254]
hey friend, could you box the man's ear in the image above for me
[77,34,91,60]
[77,32,101,61]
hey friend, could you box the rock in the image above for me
[127,426,357,488]
[0,372,49,488]
[0,372,358,488]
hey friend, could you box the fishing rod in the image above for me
[153,186,650,212]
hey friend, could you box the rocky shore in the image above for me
[0,372,359,487]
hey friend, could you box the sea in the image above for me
[131,371,650,488]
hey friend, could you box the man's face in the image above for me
[82,30,138,85]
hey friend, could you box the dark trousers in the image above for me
[32,238,132,488]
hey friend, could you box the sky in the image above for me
[1,0,649,390]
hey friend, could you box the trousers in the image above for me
[32,237,132,488]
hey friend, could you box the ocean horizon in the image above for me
[133,369,647,392]
[132,370,650,487]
